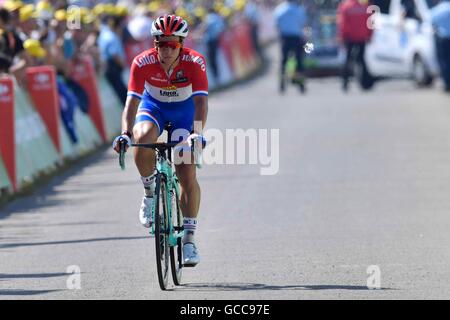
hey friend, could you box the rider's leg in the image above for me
[176,162,201,265]
[133,121,159,190]
[175,163,200,241]
[133,120,160,227]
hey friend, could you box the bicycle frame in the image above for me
[150,148,184,248]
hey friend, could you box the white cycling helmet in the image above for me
[151,14,189,38]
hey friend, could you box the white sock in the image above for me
[183,218,197,244]
[141,173,156,197]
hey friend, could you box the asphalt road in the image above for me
[2,46,450,300]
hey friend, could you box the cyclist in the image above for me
[112,15,208,267]
[431,0,450,93]
[274,0,308,93]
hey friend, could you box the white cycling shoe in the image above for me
[139,196,153,228]
[183,242,200,267]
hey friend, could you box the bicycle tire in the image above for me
[154,173,170,290]
[170,183,183,286]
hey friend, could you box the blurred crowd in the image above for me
[0,0,271,144]
[0,0,269,101]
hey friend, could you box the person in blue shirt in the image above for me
[202,7,226,82]
[431,0,450,92]
[98,13,128,104]
[274,0,308,93]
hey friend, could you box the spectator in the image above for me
[274,0,308,93]
[3,0,22,29]
[430,0,450,93]
[78,11,102,72]
[18,4,38,39]
[98,12,127,104]
[23,38,47,65]
[0,7,27,81]
[202,7,226,82]
[51,8,75,77]
[0,8,12,73]
[0,45,10,74]
[127,4,153,42]
[337,0,373,92]
[244,0,261,57]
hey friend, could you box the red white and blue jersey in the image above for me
[127,47,208,106]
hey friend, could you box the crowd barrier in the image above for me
[0,20,262,196]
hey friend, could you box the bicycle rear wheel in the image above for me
[155,174,170,290]
[170,183,183,285]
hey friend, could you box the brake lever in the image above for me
[119,140,126,171]
[191,138,204,169]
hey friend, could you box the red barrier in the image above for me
[26,66,61,154]
[219,22,258,77]
[0,76,17,191]
[234,23,256,61]
[219,30,235,73]
[125,39,152,67]
[70,56,107,142]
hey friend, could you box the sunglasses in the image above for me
[154,41,182,50]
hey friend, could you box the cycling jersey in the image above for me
[128,47,208,137]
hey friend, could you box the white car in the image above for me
[365,0,440,87]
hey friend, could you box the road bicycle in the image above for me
[118,123,184,290]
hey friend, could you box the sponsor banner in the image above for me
[0,155,12,191]
[26,66,61,154]
[218,22,260,80]
[70,56,108,142]
[14,83,60,186]
[96,74,123,140]
[0,76,16,191]
[58,107,103,159]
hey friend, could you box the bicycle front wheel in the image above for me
[155,174,170,290]
[170,183,183,286]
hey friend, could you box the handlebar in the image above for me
[131,142,180,150]
[118,141,204,170]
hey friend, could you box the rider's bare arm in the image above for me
[193,95,208,134]
[122,95,141,136]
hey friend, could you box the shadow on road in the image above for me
[0,221,117,230]
[0,236,147,249]
[0,147,112,219]
[0,289,62,296]
[0,272,68,279]
[178,283,396,291]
